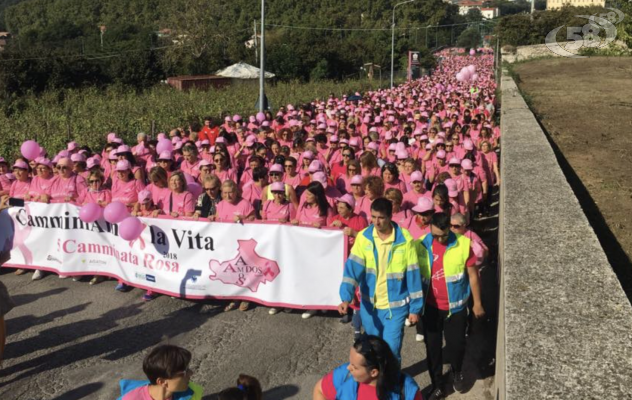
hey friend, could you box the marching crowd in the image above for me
[1,48,498,400]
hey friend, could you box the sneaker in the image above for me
[353,331,362,341]
[339,313,352,324]
[32,270,44,281]
[143,291,156,301]
[58,274,69,279]
[405,318,411,327]
[452,369,465,393]
[427,387,446,400]
[72,276,81,282]
[89,276,104,285]
[238,301,250,312]
[415,334,424,342]
[224,301,238,312]
[14,269,27,275]
[269,308,279,315]
[302,310,318,319]
[115,283,130,292]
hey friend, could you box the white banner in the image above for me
[0,203,346,309]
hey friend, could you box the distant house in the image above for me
[547,0,605,9]
[481,7,499,18]
[166,75,232,91]
[459,0,484,15]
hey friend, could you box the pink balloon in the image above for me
[467,65,476,74]
[104,201,129,224]
[183,173,196,185]
[256,112,266,122]
[119,216,144,241]
[156,138,173,155]
[456,73,464,82]
[187,182,203,198]
[21,140,41,161]
[470,49,476,56]
[471,73,479,81]
[79,202,102,223]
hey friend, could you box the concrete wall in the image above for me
[502,40,628,63]
[495,72,632,399]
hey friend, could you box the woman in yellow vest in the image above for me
[260,163,299,209]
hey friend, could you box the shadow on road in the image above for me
[11,287,68,307]
[6,302,91,337]
[0,303,214,386]
[51,382,104,400]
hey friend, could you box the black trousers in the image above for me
[422,305,468,388]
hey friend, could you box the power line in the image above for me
[265,20,494,32]
[0,44,177,63]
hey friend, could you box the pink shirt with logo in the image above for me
[214,168,237,184]
[295,203,333,226]
[384,178,407,194]
[162,191,195,215]
[284,173,302,189]
[261,200,296,222]
[49,174,87,203]
[78,189,112,205]
[112,179,145,205]
[28,176,54,199]
[146,183,170,210]
[215,198,255,222]
[10,179,31,199]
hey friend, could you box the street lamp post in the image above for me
[391,0,415,89]
[258,0,266,112]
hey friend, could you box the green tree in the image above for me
[457,27,481,49]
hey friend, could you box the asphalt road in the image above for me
[0,261,497,400]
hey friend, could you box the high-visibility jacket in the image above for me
[419,232,471,315]
[118,380,203,400]
[329,363,421,400]
[340,223,425,315]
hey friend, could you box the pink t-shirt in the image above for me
[112,179,145,205]
[242,182,263,213]
[28,176,54,198]
[400,215,432,240]
[284,173,302,189]
[295,203,333,226]
[78,189,112,205]
[146,183,170,210]
[180,159,200,179]
[214,168,237,184]
[162,191,195,215]
[355,196,372,221]
[402,189,430,210]
[121,385,153,400]
[9,179,31,199]
[215,198,255,222]
[0,174,13,194]
[261,200,296,222]
[49,174,87,203]
[384,178,407,194]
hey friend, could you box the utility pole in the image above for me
[258,0,266,112]
[254,20,258,60]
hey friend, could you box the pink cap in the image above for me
[224,116,231,122]
[434,138,444,145]
[0,157,6,164]
[412,197,434,213]
[367,142,379,151]
[86,157,100,169]
[350,175,363,185]
[70,153,86,163]
[138,190,152,204]
[461,159,473,170]
[337,194,356,209]
[420,135,429,141]
[448,157,461,165]
[463,140,474,150]
[308,160,323,173]
[158,151,172,161]
[245,135,257,146]
[116,145,131,154]
[270,181,285,192]
[233,114,242,122]
[388,143,397,151]
[201,139,210,146]
[107,133,117,143]
[115,160,131,171]
[270,164,284,173]
[112,138,123,144]
[444,179,459,197]
[349,138,360,147]
[396,150,409,160]
[317,124,327,130]
[37,158,53,168]
[58,150,70,158]
[410,171,423,182]
[436,150,446,159]
[215,137,226,144]
[67,141,79,151]
[12,160,29,170]
[302,151,315,160]
[199,160,212,167]
[261,121,270,127]
[312,171,327,188]
[330,135,339,143]
[57,157,72,167]
[339,139,349,145]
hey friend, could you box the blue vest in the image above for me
[331,363,420,400]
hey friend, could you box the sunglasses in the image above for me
[284,164,294,168]
[270,172,281,176]
[214,158,223,162]
[451,224,463,229]
[343,154,352,157]
[272,191,285,195]
[420,211,435,217]
[89,180,100,184]
[204,186,219,191]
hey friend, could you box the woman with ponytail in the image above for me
[313,335,422,400]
